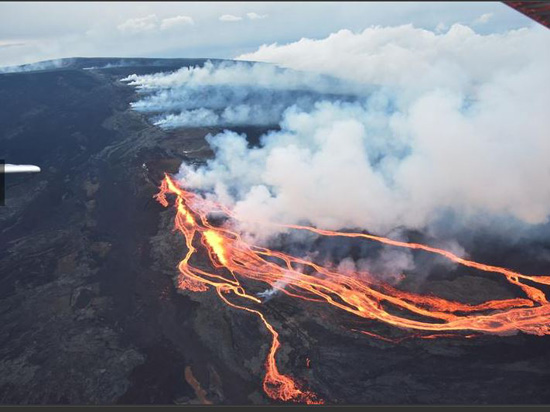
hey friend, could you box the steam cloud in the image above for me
[126,23,550,267]
[121,61,363,128]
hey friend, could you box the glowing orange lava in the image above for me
[155,174,550,404]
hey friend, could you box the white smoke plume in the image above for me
[337,248,415,286]
[236,24,547,107]
[125,23,550,249]
[121,60,365,128]
[121,60,360,93]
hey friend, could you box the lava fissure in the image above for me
[155,173,550,404]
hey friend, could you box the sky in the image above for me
[0,1,537,67]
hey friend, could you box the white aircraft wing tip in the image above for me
[3,164,41,173]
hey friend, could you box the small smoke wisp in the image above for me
[0,58,75,73]
[257,270,298,302]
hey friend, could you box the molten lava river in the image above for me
[155,174,550,404]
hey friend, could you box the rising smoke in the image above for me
[127,23,550,279]
[122,60,364,128]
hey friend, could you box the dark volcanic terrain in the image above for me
[1,57,550,405]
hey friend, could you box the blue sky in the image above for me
[0,2,536,67]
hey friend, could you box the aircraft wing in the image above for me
[1,164,41,174]
[504,1,550,29]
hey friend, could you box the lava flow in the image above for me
[155,173,550,404]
